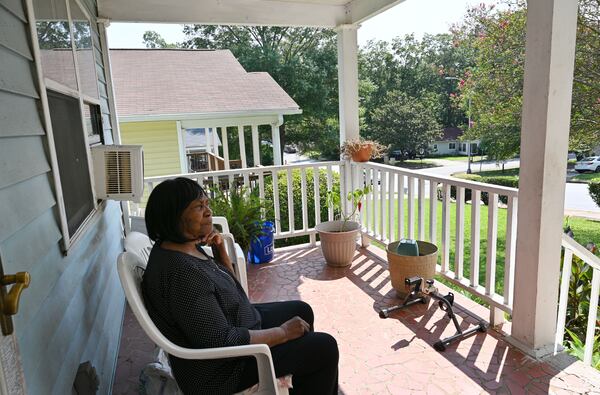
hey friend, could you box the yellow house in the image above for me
[111,49,302,177]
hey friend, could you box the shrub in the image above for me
[589,182,600,208]
[263,168,340,247]
[209,186,265,255]
[440,176,519,206]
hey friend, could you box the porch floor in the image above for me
[112,244,600,394]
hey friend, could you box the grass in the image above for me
[454,168,520,183]
[571,172,600,183]
[364,197,600,299]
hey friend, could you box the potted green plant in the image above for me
[340,138,388,162]
[315,185,371,267]
[209,186,266,257]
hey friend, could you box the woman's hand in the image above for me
[200,230,234,273]
[280,316,310,342]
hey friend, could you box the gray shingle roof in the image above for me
[110,49,300,117]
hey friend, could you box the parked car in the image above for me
[574,156,600,173]
[283,144,297,153]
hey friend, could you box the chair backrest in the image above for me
[212,216,230,234]
[124,231,153,262]
[117,252,193,358]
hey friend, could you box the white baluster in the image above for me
[418,178,425,241]
[429,180,437,244]
[455,187,465,280]
[287,168,294,233]
[584,269,600,365]
[441,183,451,273]
[388,171,395,241]
[272,170,281,236]
[313,166,321,226]
[554,248,573,354]
[397,173,404,240]
[379,170,387,240]
[301,168,308,232]
[504,196,518,306]
[408,176,415,239]
[470,189,481,288]
[327,165,333,221]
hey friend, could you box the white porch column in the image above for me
[337,24,360,145]
[251,124,261,167]
[271,116,283,166]
[212,126,219,156]
[509,0,578,357]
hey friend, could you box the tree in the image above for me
[454,0,600,161]
[143,31,178,48]
[370,91,442,159]
[358,34,473,146]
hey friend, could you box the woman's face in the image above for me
[179,196,213,241]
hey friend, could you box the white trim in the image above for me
[119,109,301,123]
[98,0,346,27]
[176,121,187,173]
[66,0,99,209]
[98,21,122,144]
[348,0,406,24]
[26,0,72,250]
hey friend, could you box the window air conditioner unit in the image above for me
[91,145,144,202]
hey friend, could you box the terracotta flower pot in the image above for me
[351,145,372,162]
[316,220,360,267]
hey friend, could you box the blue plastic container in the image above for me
[249,221,275,264]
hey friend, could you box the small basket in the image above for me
[386,240,438,297]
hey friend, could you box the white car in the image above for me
[575,156,600,173]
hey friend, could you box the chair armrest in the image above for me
[164,342,278,394]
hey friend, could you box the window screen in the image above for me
[47,90,95,236]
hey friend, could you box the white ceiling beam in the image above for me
[347,0,406,24]
[98,0,348,27]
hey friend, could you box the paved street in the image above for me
[416,158,600,214]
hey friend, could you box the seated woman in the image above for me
[142,177,339,395]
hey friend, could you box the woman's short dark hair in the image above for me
[145,177,207,243]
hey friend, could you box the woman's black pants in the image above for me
[235,300,339,395]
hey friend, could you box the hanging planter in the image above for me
[340,138,388,163]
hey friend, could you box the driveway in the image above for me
[415,158,600,215]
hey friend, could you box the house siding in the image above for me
[120,120,183,176]
[0,1,124,394]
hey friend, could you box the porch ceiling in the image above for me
[97,0,406,27]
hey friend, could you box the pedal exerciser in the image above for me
[379,276,488,351]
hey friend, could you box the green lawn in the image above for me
[571,172,600,183]
[454,168,520,184]
[365,197,600,297]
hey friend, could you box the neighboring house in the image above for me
[111,49,301,177]
[430,127,480,156]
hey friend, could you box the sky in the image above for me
[107,0,495,49]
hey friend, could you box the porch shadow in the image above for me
[247,244,600,394]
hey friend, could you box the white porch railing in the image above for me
[131,160,599,362]
[353,162,519,324]
[131,161,340,241]
[556,234,600,366]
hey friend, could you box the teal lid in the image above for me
[396,239,419,256]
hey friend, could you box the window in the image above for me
[34,0,104,247]
[449,143,456,149]
[47,90,95,237]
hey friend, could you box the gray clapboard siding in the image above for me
[0,209,62,276]
[0,0,26,22]
[35,238,113,394]
[0,174,56,244]
[0,91,45,136]
[0,136,51,189]
[0,46,38,98]
[0,5,32,59]
[16,202,123,390]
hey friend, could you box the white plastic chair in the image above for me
[117,251,288,395]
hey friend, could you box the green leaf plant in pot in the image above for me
[315,185,371,267]
[209,185,266,258]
